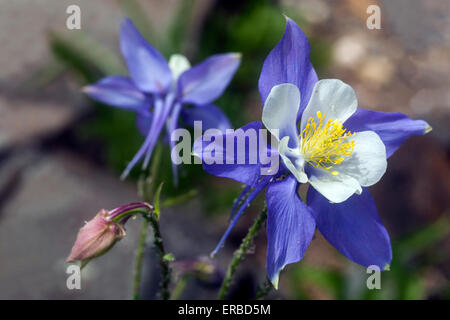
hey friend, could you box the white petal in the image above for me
[279,137,308,183]
[308,166,362,203]
[169,54,191,80]
[335,131,387,187]
[262,83,300,149]
[270,273,280,290]
[301,79,357,131]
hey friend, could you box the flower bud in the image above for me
[66,209,125,267]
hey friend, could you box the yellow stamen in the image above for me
[300,111,355,172]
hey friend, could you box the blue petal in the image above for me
[230,185,252,220]
[166,102,183,186]
[141,93,176,169]
[344,109,431,158]
[178,53,241,105]
[192,122,276,186]
[83,76,149,111]
[181,104,231,133]
[307,187,392,269]
[121,95,173,179]
[135,111,152,136]
[258,16,318,121]
[266,175,316,288]
[120,18,172,94]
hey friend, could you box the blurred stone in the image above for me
[284,0,331,24]
[357,55,395,88]
[410,87,450,116]
[333,34,367,68]
[408,46,450,88]
[0,150,37,211]
[382,0,448,52]
[0,97,77,151]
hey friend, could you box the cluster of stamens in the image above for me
[300,111,355,175]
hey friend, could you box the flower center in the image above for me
[300,111,355,175]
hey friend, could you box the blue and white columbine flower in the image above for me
[263,80,388,203]
[83,18,240,181]
[194,17,431,288]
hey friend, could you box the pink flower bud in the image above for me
[66,209,126,266]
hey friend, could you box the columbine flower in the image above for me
[194,17,431,288]
[67,202,152,267]
[263,79,389,203]
[83,18,240,181]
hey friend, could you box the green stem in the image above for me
[133,217,149,300]
[171,275,190,300]
[255,277,273,300]
[217,205,267,300]
[133,143,162,300]
[148,214,171,300]
[112,208,150,222]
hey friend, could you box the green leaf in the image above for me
[289,264,344,299]
[161,189,198,208]
[163,253,175,262]
[153,182,164,219]
[163,0,197,54]
[49,30,125,81]
[150,144,163,191]
[395,215,450,262]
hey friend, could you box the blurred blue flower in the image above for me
[83,18,240,181]
[194,16,431,288]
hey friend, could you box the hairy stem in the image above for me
[255,277,273,300]
[133,217,149,300]
[133,144,162,299]
[217,205,267,300]
[171,275,190,300]
[148,214,171,300]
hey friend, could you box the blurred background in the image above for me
[0,0,449,299]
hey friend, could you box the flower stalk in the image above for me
[217,205,267,300]
[148,213,171,300]
[133,143,161,299]
[170,274,191,300]
[133,144,172,300]
[255,277,273,300]
[133,216,149,300]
